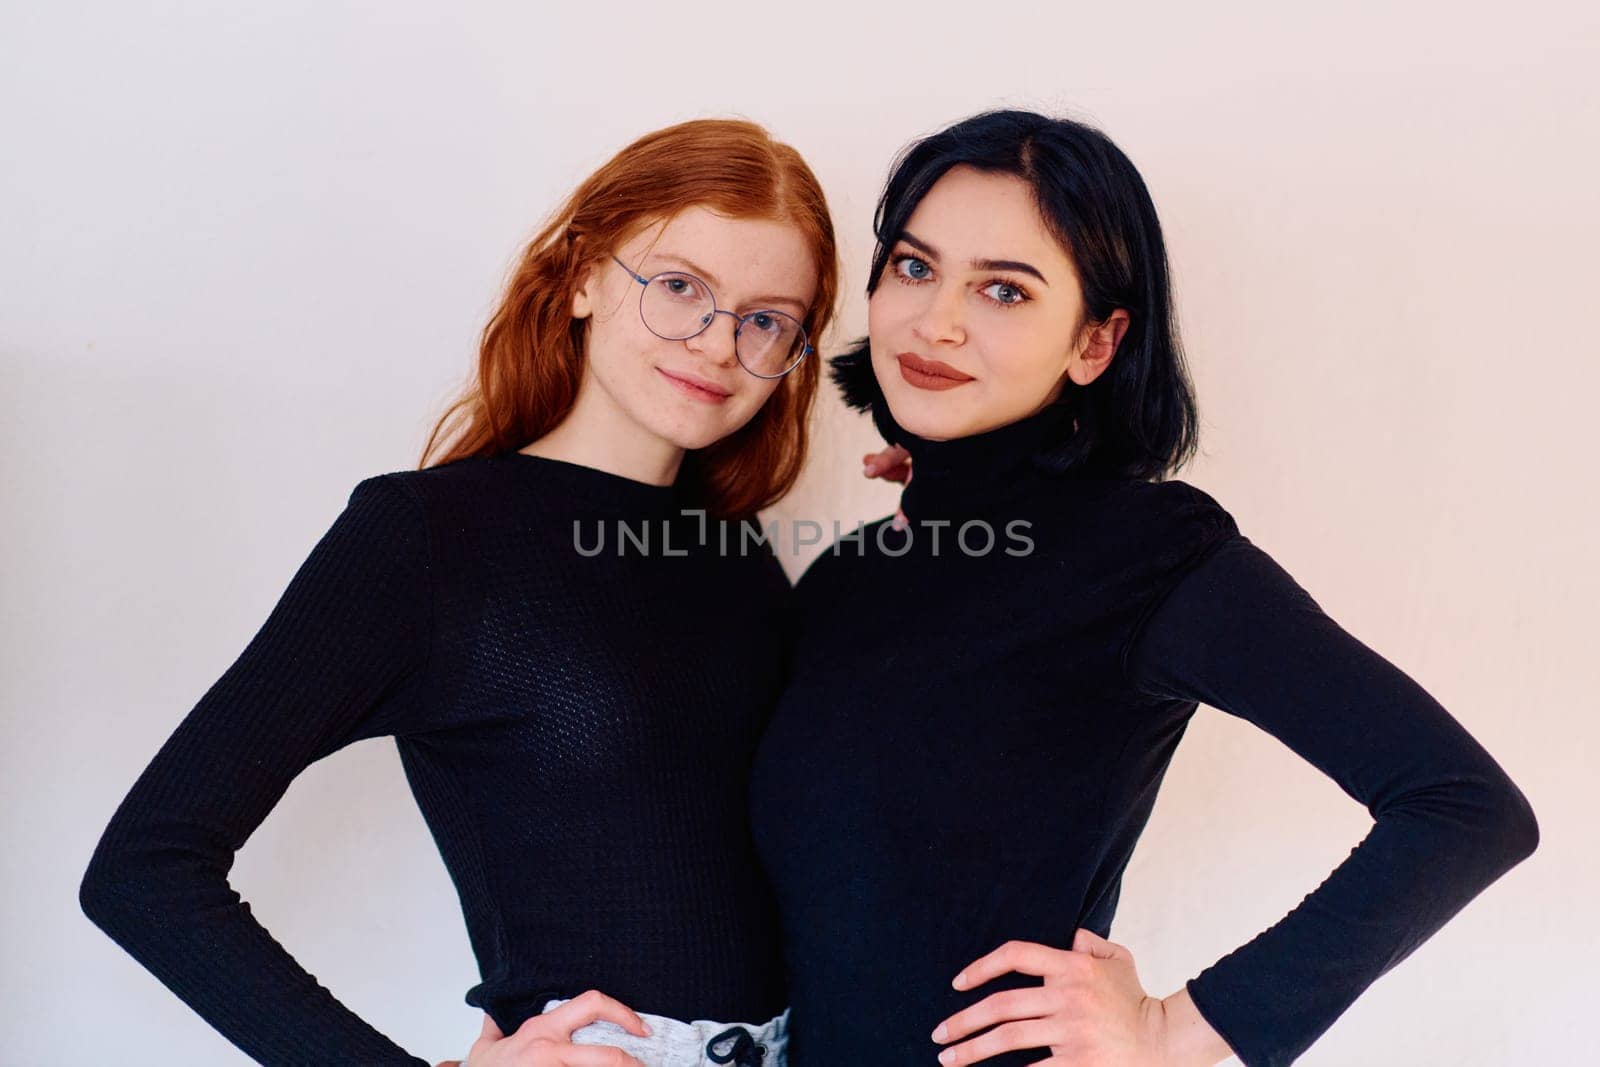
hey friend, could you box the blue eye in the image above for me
[982,281,1026,306]
[653,273,709,304]
[894,255,932,281]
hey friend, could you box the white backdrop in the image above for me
[4,2,1594,1063]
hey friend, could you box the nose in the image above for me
[685,308,740,368]
[911,282,966,347]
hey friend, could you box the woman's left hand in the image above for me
[931,930,1173,1066]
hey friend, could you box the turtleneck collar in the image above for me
[505,451,683,518]
[829,345,1084,521]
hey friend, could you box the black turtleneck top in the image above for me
[80,453,791,1065]
[748,355,1539,1067]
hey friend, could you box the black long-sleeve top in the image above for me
[748,358,1539,1066]
[80,453,792,1065]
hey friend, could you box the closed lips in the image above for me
[659,368,732,398]
[896,353,974,381]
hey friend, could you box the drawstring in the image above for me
[706,1025,767,1066]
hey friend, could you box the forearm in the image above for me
[1126,529,1540,1065]
[1161,986,1238,1066]
[79,473,438,1063]
[80,864,430,1065]
[1181,782,1535,1066]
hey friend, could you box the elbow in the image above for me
[1457,770,1540,872]
[1398,766,1541,878]
[78,833,151,939]
[1496,782,1540,866]
[78,849,130,934]
[80,824,233,942]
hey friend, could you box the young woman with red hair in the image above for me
[80,118,838,1067]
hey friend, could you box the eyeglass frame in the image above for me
[610,254,814,380]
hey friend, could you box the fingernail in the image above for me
[952,971,967,989]
[642,1022,653,1036]
[938,1050,954,1065]
[932,1023,949,1042]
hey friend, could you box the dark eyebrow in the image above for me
[646,252,809,314]
[897,230,1050,287]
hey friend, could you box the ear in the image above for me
[1066,308,1130,387]
[570,250,599,320]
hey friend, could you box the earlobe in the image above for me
[565,231,597,320]
[571,268,595,320]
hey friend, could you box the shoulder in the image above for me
[732,523,796,600]
[792,541,838,599]
[359,454,508,510]
[1050,476,1243,589]
[344,455,538,541]
[791,514,896,599]
[1091,476,1238,547]
[316,457,526,571]
[1096,476,1234,528]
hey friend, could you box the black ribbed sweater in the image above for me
[80,453,791,1065]
[748,357,1540,1066]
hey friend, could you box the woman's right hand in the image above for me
[862,445,913,484]
[458,989,652,1066]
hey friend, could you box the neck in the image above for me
[896,402,1078,520]
[521,374,684,487]
[831,346,1084,521]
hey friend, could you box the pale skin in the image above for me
[443,991,653,1067]
[435,205,818,1067]
[519,205,816,485]
[861,165,1236,1066]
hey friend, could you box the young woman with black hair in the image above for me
[748,109,1539,1066]
[80,118,838,1067]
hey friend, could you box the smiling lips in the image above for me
[658,367,733,403]
[896,352,975,391]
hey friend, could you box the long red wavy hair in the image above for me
[420,119,838,519]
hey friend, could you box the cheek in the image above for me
[738,378,784,416]
[592,311,662,367]
[977,319,1065,386]
[866,293,886,338]
[867,283,918,336]
[584,327,669,406]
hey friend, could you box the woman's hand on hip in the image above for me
[930,930,1175,1066]
[460,989,651,1066]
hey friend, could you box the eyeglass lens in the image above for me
[641,272,806,377]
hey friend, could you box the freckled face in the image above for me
[575,205,819,450]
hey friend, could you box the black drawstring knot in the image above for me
[706,1025,767,1066]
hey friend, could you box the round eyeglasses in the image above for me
[611,255,813,379]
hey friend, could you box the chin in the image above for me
[645,412,738,452]
[629,389,743,452]
[674,427,731,451]
[880,384,976,443]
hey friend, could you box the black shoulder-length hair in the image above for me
[831,107,1200,481]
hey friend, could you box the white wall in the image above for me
[4,2,1593,1063]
